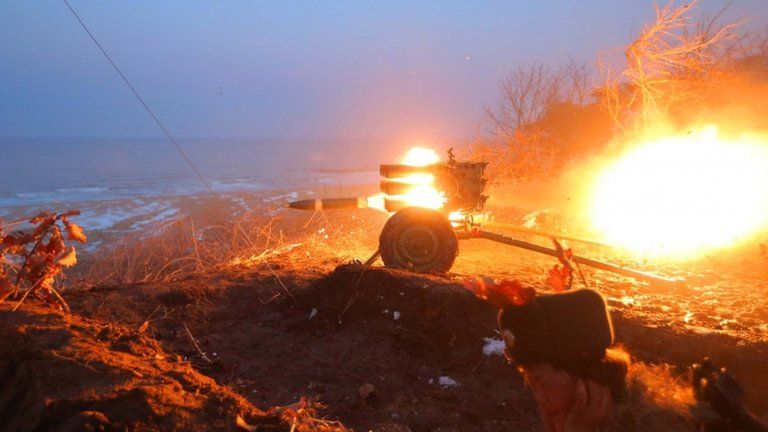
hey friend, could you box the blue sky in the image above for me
[2,1,766,140]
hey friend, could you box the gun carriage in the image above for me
[289,150,680,286]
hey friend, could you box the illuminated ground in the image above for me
[1,208,767,431]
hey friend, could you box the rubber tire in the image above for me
[379,207,458,273]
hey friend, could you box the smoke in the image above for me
[482,62,768,244]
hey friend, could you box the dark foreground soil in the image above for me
[60,265,541,432]
[0,305,284,431]
[2,247,768,431]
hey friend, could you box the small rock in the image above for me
[438,376,460,388]
[482,337,505,356]
[378,423,411,432]
[61,411,109,432]
[358,382,376,400]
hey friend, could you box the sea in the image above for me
[0,137,392,239]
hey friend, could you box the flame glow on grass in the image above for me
[588,126,768,257]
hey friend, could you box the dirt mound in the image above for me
[304,264,498,360]
[55,261,768,430]
[65,265,539,431]
[304,264,768,418]
[0,305,292,432]
[264,264,539,431]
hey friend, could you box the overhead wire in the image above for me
[60,0,217,195]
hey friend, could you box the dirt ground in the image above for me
[54,264,539,431]
[2,212,768,431]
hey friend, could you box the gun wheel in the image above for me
[379,207,458,273]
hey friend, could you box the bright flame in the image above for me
[391,147,447,210]
[402,184,446,209]
[401,146,440,166]
[366,146,447,213]
[589,126,768,257]
[366,193,386,211]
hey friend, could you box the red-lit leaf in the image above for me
[45,227,66,256]
[29,211,54,225]
[493,279,537,306]
[25,256,52,285]
[0,276,13,304]
[463,276,536,309]
[138,320,150,333]
[2,210,85,311]
[64,221,87,243]
[549,238,575,292]
[61,210,81,218]
[2,230,36,247]
[547,265,573,293]
[56,247,77,268]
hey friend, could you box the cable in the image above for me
[60,0,216,195]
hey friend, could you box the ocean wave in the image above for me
[13,187,108,201]
[78,200,178,231]
[15,191,56,199]
[55,187,109,195]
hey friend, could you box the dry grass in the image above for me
[477,61,595,186]
[613,362,697,431]
[271,398,350,432]
[473,0,766,195]
[599,0,740,131]
[80,205,386,287]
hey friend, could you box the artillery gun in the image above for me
[289,150,681,287]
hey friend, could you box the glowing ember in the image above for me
[588,126,768,257]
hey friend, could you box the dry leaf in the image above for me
[45,227,66,256]
[2,230,35,247]
[138,320,150,333]
[235,414,258,431]
[0,276,13,304]
[64,222,87,243]
[56,247,78,267]
[547,265,572,293]
[1,210,85,312]
[463,276,535,308]
[29,211,54,225]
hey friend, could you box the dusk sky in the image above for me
[2,1,766,141]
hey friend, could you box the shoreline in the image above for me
[0,182,382,254]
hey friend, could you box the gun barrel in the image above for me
[287,197,368,211]
[383,198,409,213]
[380,180,415,196]
[380,164,434,179]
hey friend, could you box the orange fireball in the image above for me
[588,126,768,257]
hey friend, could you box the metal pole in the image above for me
[481,221,613,248]
[459,230,684,287]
